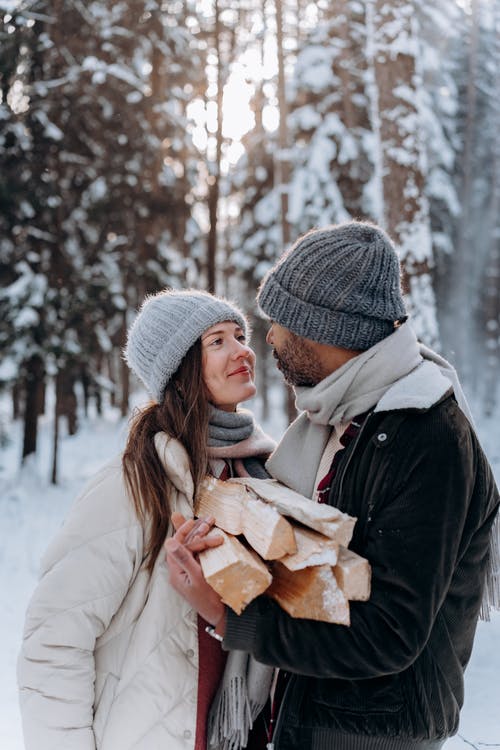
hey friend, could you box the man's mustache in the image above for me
[272,349,283,368]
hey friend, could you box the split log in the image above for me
[268,562,350,625]
[195,476,247,535]
[198,528,272,614]
[243,496,297,559]
[279,525,339,571]
[230,477,356,546]
[195,476,296,559]
[334,546,371,601]
[195,477,369,622]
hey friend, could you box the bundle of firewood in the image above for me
[195,476,371,626]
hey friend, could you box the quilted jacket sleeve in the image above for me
[17,460,144,750]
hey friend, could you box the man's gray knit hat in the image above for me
[257,221,407,350]
[124,289,248,403]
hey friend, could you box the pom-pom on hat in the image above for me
[125,289,248,403]
[257,221,407,351]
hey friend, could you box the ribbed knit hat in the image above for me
[257,222,407,350]
[124,289,248,403]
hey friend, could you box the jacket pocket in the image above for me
[306,675,408,736]
[310,675,404,715]
[93,672,119,745]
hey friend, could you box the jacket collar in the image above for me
[374,360,454,414]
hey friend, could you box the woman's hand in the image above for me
[165,513,226,629]
[171,512,223,553]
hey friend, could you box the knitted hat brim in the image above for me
[258,274,394,350]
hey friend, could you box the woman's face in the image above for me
[201,321,256,411]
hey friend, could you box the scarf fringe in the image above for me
[208,676,253,750]
[480,509,500,621]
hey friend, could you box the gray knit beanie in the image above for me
[124,289,248,403]
[257,221,407,350]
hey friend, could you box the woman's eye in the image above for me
[210,337,223,346]
[237,335,246,343]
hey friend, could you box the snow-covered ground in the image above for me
[0,387,498,749]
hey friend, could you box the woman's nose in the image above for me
[266,325,274,345]
[232,340,252,358]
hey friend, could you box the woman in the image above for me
[18,289,276,750]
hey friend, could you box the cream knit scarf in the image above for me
[207,406,276,750]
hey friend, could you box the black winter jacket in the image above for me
[224,396,499,749]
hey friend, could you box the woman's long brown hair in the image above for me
[122,340,209,572]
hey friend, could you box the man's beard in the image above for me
[272,335,324,387]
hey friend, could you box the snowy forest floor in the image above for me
[0,387,499,749]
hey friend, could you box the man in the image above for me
[166,221,499,750]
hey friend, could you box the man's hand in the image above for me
[165,513,226,629]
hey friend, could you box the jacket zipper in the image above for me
[266,672,293,750]
[335,412,373,508]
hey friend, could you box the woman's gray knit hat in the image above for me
[257,221,407,350]
[124,289,248,403]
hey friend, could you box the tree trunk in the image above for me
[482,6,500,415]
[51,372,61,485]
[22,354,44,461]
[330,0,370,216]
[12,382,21,420]
[370,0,439,347]
[206,0,224,294]
[81,366,90,418]
[107,352,117,408]
[275,0,291,250]
[365,0,385,225]
[58,365,78,436]
[452,0,479,384]
[275,0,296,424]
[38,379,46,417]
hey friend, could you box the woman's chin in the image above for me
[212,383,256,410]
[237,382,257,403]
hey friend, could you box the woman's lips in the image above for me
[228,366,251,376]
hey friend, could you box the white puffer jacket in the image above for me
[18,433,200,750]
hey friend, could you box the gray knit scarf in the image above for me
[208,406,276,480]
[207,405,276,750]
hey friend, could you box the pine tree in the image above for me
[285,0,371,232]
[366,0,439,346]
[478,0,500,411]
[415,0,464,362]
[0,1,205,473]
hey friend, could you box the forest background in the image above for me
[0,0,499,746]
[1,0,499,473]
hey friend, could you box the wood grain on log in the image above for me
[279,525,339,571]
[334,546,371,601]
[199,528,272,614]
[229,477,356,545]
[268,562,350,625]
